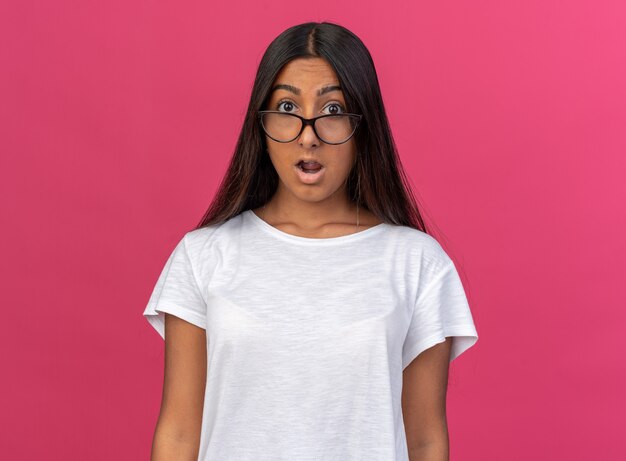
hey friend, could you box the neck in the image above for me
[261,190,360,232]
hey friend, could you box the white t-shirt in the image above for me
[143,209,478,460]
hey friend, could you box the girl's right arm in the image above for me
[151,313,207,461]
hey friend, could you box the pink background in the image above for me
[1,1,624,459]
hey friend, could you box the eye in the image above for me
[323,103,345,115]
[276,100,297,112]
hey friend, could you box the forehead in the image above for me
[272,57,340,92]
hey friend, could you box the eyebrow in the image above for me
[270,84,342,96]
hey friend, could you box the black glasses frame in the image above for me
[257,110,363,145]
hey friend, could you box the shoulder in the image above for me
[387,224,450,262]
[385,225,455,287]
[184,212,245,244]
[180,212,247,264]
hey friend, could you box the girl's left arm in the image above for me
[401,337,452,461]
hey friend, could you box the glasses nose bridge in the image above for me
[299,116,321,140]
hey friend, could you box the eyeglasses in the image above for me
[257,111,363,145]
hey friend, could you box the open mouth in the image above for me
[294,160,325,184]
[296,160,323,174]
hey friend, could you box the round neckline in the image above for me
[245,209,388,245]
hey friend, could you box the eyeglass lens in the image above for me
[261,113,357,144]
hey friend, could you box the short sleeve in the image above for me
[142,234,207,339]
[402,261,478,369]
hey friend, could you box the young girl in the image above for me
[144,21,478,461]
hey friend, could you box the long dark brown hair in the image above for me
[194,21,432,235]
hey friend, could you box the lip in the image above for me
[295,158,324,167]
[294,163,325,184]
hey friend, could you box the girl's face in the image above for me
[263,57,357,205]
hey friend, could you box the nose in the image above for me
[298,121,320,148]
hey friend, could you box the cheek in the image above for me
[329,144,357,175]
[267,148,292,172]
